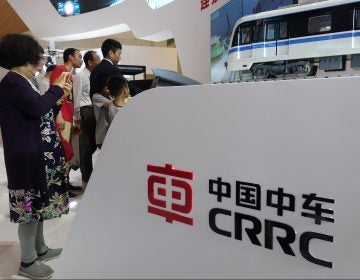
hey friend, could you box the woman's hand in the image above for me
[56,111,66,130]
[54,72,72,97]
[63,80,72,97]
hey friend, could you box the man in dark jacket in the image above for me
[90,39,123,99]
[90,38,141,100]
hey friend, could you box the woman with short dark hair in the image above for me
[0,33,72,279]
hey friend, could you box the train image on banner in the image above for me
[227,0,360,81]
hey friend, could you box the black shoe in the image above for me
[68,184,83,191]
[68,192,78,198]
[70,165,79,171]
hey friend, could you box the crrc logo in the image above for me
[147,164,195,226]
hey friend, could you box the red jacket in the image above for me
[50,65,74,161]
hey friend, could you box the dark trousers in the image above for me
[79,106,97,183]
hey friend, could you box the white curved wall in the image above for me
[7,0,232,83]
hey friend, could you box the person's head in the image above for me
[83,50,100,71]
[101,39,122,65]
[96,73,110,98]
[107,75,129,100]
[0,33,44,77]
[44,64,57,78]
[63,48,83,69]
[34,56,46,74]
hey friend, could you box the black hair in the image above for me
[0,33,44,69]
[107,75,128,98]
[83,50,96,67]
[101,39,122,58]
[45,64,57,73]
[63,48,79,63]
[96,73,110,92]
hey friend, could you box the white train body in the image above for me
[227,0,360,76]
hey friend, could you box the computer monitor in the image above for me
[151,68,201,87]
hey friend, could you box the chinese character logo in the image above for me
[147,164,195,226]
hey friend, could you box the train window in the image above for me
[253,25,264,43]
[231,26,241,47]
[356,9,360,29]
[308,14,332,34]
[241,27,252,44]
[279,21,288,39]
[266,23,276,41]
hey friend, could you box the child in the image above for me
[92,73,112,149]
[92,74,130,150]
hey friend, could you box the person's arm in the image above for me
[92,93,111,108]
[12,82,64,118]
[72,74,82,122]
[12,72,71,119]
[38,80,49,96]
[50,66,65,86]
[52,102,61,116]
[107,103,119,124]
[50,66,72,102]
[56,111,66,130]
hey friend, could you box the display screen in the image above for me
[50,0,174,16]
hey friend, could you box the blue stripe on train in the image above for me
[228,31,360,55]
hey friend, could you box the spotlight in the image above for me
[64,1,75,16]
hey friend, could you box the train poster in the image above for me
[210,0,296,83]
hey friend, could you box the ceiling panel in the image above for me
[0,0,29,38]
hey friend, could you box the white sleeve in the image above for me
[92,93,109,108]
[38,81,48,96]
[72,74,82,121]
[37,76,48,95]
[108,103,119,123]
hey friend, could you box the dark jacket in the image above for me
[90,59,142,99]
[90,59,122,99]
[0,71,64,190]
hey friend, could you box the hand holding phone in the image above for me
[54,72,72,97]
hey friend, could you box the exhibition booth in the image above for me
[53,74,360,279]
[2,0,360,278]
